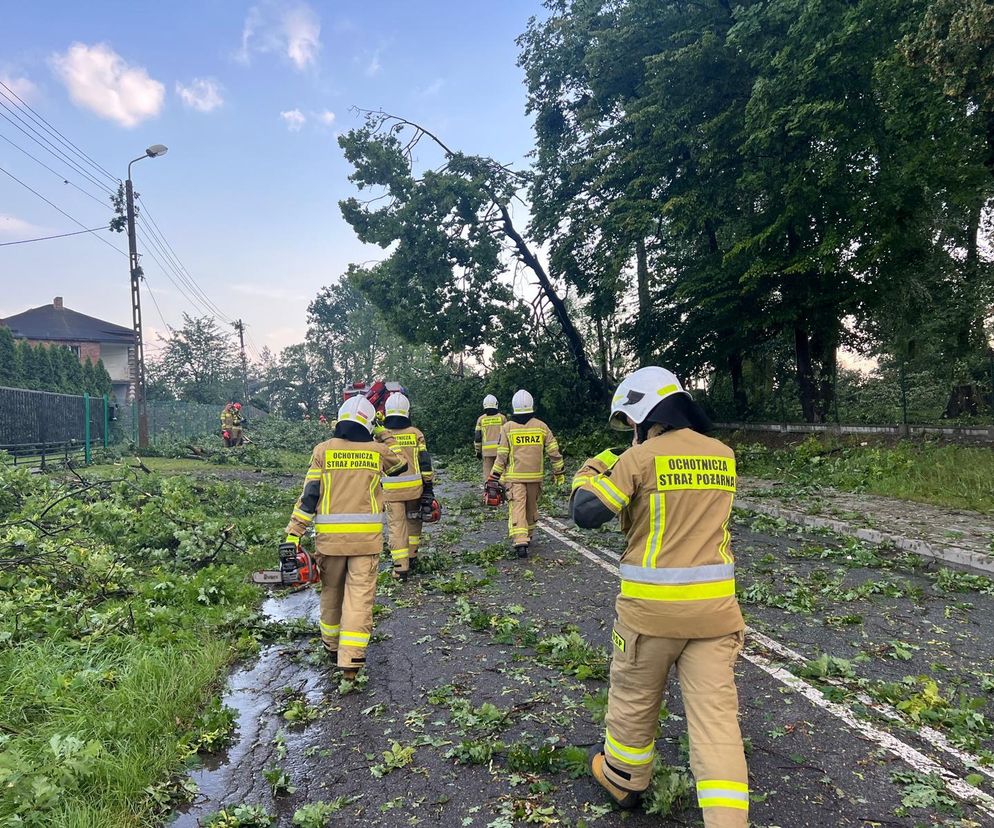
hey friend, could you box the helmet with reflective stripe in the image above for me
[609,367,689,430]
[483,394,498,410]
[337,395,376,434]
[512,389,534,414]
[385,392,411,418]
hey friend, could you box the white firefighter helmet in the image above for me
[385,392,411,418]
[512,389,534,414]
[337,394,376,434]
[609,367,690,430]
[483,394,499,410]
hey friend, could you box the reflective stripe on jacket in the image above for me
[474,413,507,457]
[285,437,407,555]
[380,425,432,502]
[571,427,743,639]
[491,417,564,483]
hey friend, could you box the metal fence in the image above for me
[1,386,269,465]
[137,400,267,445]
[0,386,111,467]
[715,421,994,441]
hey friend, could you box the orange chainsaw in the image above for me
[252,540,320,586]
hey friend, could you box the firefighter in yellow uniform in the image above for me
[489,389,565,558]
[220,403,234,447]
[284,395,408,680]
[380,392,435,580]
[474,395,507,480]
[570,367,748,826]
[229,402,244,446]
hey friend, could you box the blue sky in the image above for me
[0,0,545,361]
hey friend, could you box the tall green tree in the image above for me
[0,328,18,388]
[337,112,609,401]
[151,315,241,404]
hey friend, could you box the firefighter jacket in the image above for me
[285,437,408,555]
[231,410,243,427]
[571,427,743,640]
[220,408,234,430]
[491,417,564,483]
[474,412,507,457]
[380,424,434,503]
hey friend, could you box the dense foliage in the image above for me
[315,0,994,424]
[0,326,113,397]
[146,315,246,405]
[0,464,292,826]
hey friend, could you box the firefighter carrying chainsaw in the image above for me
[487,389,565,558]
[276,395,410,680]
[570,367,748,826]
[379,392,440,580]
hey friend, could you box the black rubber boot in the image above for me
[515,544,529,559]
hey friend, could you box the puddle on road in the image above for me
[171,588,321,827]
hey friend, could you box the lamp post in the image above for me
[126,143,168,449]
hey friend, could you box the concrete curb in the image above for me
[736,498,994,575]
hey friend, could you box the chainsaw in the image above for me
[252,540,320,586]
[483,477,505,508]
[405,490,442,523]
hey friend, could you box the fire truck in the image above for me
[342,380,406,413]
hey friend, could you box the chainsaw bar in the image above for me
[252,569,290,585]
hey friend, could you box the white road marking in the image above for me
[537,517,994,816]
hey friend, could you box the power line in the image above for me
[0,78,119,186]
[143,277,172,334]
[0,225,108,247]
[0,163,126,257]
[0,130,112,209]
[135,228,218,319]
[136,195,233,323]
[0,99,116,197]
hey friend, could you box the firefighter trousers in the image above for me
[602,624,748,827]
[507,482,540,547]
[316,553,379,670]
[482,455,496,481]
[386,500,422,574]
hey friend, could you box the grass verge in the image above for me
[731,435,994,512]
[0,463,292,827]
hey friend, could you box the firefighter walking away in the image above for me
[474,395,507,480]
[489,389,564,558]
[379,392,436,580]
[283,394,409,680]
[570,366,748,825]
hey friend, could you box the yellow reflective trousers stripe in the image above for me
[315,524,384,534]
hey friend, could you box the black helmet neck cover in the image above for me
[334,420,373,442]
[511,412,533,425]
[384,415,411,429]
[483,407,498,416]
[635,394,713,443]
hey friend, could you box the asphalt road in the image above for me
[173,475,994,828]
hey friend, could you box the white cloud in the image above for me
[51,42,164,128]
[0,214,50,238]
[176,77,224,112]
[0,73,39,104]
[239,1,321,72]
[280,108,306,131]
[365,50,382,77]
[317,109,335,126]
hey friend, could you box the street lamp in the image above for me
[126,143,168,449]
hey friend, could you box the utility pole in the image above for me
[125,144,168,449]
[234,319,248,403]
[125,177,149,449]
